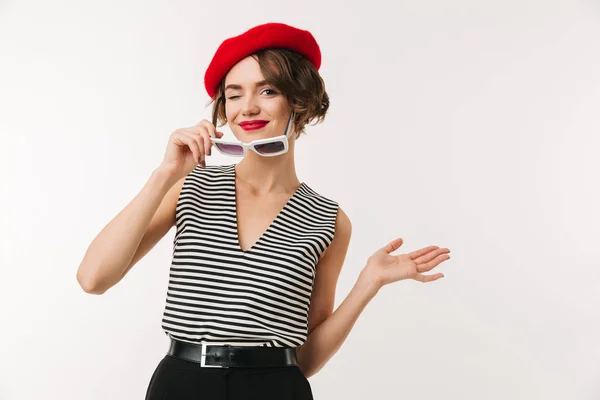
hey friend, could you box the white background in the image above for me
[1,0,599,399]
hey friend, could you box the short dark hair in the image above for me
[209,48,329,140]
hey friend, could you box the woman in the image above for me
[76,22,450,400]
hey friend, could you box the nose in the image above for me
[241,93,260,116]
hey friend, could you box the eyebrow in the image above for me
[224,80,270,92]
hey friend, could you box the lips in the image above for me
[239,120,269,130]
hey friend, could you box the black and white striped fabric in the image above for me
[161,163,339,347]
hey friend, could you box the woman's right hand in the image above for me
[158,119,224,181]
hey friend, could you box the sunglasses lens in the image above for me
[254,141,285,155]
[215,143,244,155]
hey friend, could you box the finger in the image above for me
[189,136,203,166]
[188,125,214,157]
[195,119,211,128]
[183,123,212,137]
[183,131,205,163]
[414,248,450,266]
[204,130,214,156]
[198,120,218,138]
[382,238,403,254]
[408,246,439,260]
[176,132,201,165]
[196,134,206,166]
[414,272,444,283]
[417,253,450,273]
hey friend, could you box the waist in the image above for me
[167,338,298,368]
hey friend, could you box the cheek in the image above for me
[224,105,238,131]
[271,98,291,118]
[224,103,237,121]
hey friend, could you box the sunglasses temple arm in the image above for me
[284,111,294,137]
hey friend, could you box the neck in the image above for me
[234,140,300,195]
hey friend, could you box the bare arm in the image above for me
[76,168,185,294]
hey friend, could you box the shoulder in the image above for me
[298,182,340,210]
[300,183,351,256]
[175,164,233,209]
[335,207,352,236]
[179,163,234,188]
[187,163,233,178]
[299,182,348,226]
[317,206,351,261]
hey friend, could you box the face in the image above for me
[223,56,292,143]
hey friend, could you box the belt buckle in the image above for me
[201,343,224,368]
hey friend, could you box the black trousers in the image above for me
[145,353,314,399]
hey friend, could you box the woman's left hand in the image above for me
[359,238,450,294]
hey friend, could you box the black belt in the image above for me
[167,338,298,368]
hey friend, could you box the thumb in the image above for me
[382,237,403,254]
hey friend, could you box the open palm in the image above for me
[362,238,450,289]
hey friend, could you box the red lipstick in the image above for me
[239,120,269,131]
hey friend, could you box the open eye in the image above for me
[261,88,278,96]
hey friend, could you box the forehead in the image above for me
[224,56,264,87]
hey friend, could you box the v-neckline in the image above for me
[231,164,304,254]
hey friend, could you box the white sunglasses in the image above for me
[210,112,294,157]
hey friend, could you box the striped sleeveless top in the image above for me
[160,163,339,348]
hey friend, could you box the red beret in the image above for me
[204,22,322,98]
